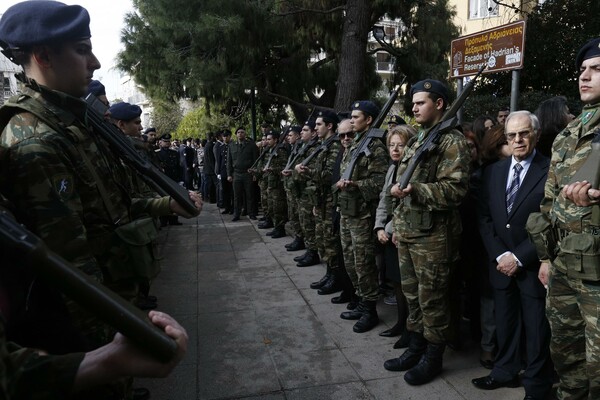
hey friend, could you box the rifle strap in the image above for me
[0,97,122,224]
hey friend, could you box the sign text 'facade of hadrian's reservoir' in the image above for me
[451,20,526,78]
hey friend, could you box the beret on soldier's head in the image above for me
[387,115,407,125]
[144,127,156,134]
[159,133,172,141]
[288,125,302,134]
[0,1,91,50]
[410,80,450,103]
[576,38,600,70]
[317,110,340,124]
[87,80,106,97]
[108,102,142,121]
[222,130,232,137]
[351,101,380,118]
[304,119,316,130]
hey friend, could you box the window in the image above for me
[469,0,499,19]
[376,52,393,72]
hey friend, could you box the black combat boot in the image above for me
[318,268,344,295]
[285,236,299,249]
[296,249,320,267]
[293,251,309,262]
[383,332,427,371]
[353,300,379,333]
[258,218,273,229]
[286,236,306,251]
[310,263,331,289]
[270,226,287,238]
[403,342,445,385]
[340,299,364,320]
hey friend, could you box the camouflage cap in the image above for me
[0,1,91,50]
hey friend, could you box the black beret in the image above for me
[0,1,91,50]
[144,127,156,134]
[351,101,380,118]
[288,125,302,134]
[87,80,106,97]
[576,38,600,70]
[159,133,172,141]
[222,130,232,137]
[108,102,142,121]
[304,119,316,130]
[410,80,450,103]
[317,110,340,124]
[387,115,407,125]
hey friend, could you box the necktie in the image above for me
[506,163,523,214]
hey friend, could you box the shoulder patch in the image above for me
[53,175,74,201]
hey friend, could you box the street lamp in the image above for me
[244,88,257,141]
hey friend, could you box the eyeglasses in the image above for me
[389,143,406,150]
[506,129,532,141]
[338,131,355,139]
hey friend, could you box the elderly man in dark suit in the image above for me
[472,111,553,400]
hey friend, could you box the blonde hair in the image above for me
[387,124,417,146]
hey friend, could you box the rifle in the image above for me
[262,131,289,172]
[340,83,403,181]
[300,134,339,168]
[0,210,177,362]
[398,65,486,189]
[85,94,198,216]
[284,137,318,173]
[248,145,269,173]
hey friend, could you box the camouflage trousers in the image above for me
[267,185,287,229]
[284,187,302,237]
[339,214,378,301]
[315,198,341,269]
[258,178,269,218]
[298,195,317,250]
[547,268,600,400]
[398,240,455,344]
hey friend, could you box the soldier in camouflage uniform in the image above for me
[335,101,388,333]
[0,3,201,398]
[528,38,600,400]
[293,120,321,267]
[255,135,273,228]
[384,80,470,386]
[281,126,304,249]
[263,132,289,238]
[299,111,348,293]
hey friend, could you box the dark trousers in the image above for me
[233,172,255,217]
[203,173,218,203]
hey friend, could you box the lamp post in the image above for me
[372,25,406,59]
[245,88,257,141]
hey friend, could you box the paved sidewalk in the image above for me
[139,204,524,400]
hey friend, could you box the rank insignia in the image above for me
[582,110,596,125]
[424,82,432,89]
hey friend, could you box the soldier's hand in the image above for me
[392,232,398,246]
[227,176,233,183]
[377,230,389,244]
[391,183,412,198]
[169,191,203,217]
[295,164,308,174]
[562,181,600,206]
[282,169,292,176]
[538,262,550,288]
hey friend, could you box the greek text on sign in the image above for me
[451,20,526,78]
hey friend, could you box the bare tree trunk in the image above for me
[333,0,371,111]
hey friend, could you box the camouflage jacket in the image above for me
[338,130,388,214]
[265,144,289,189]
[393,127,470,243]
[312,137,342,206]
[540,103,600,233]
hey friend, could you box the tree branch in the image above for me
[271,5,346,17]
[491,0,530,15]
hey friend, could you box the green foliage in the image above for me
[151,100,183,136]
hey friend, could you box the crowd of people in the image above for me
[2,1,600,400]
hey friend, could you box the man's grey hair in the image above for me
[505,110,541,134]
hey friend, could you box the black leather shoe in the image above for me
[471,375,520,390]
[270,227,286,239]
[249,215,257,220]
[318,274,342,295]
[310,274,331,289]
[266,229,276,236]
[259,216,266,221]
[231,216,240,222]
[379,324,404,337]
[353,301,379,333]
[294,252,308,262]
[331,290,352,304]
[258,221,274,229]
[384,333,427,371]
[286,237,306,251]
[297,250,320,267]
[340,309,363,320]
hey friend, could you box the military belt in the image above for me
[554,225,600,239]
